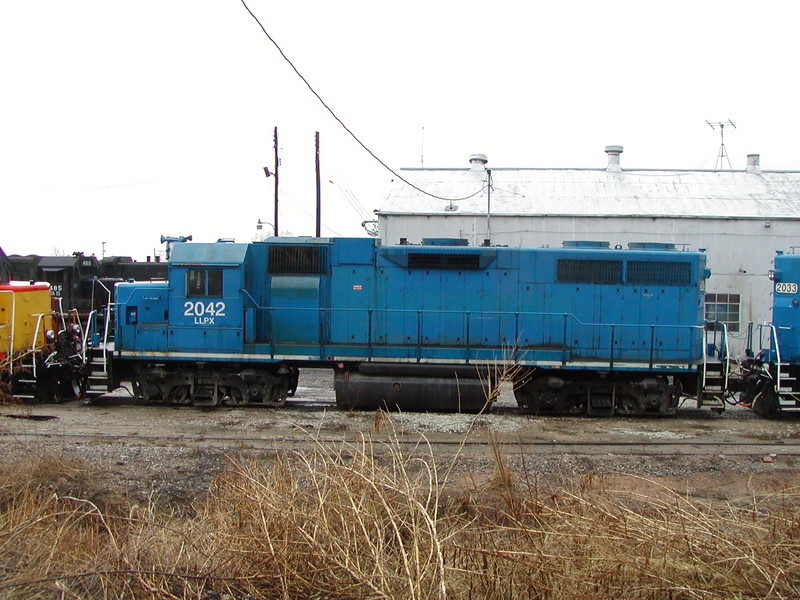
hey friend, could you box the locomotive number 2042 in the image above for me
[183,301,226,317]
[775,282,798,295]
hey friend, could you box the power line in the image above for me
[239,0,482,202]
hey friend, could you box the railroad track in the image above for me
[1,428,797,457]
[2,386,796,457]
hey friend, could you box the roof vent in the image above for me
[562,241,611,249]
[605,145,623,172]
[468,154,488,177]
[628,242,677,251]
[421,238,469,246]
[746,153,762,174]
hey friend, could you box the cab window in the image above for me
[187,269,222,296]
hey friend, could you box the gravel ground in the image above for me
[1,369,799,508]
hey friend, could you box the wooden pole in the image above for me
[273,126,279,237]
[315,131,321,237]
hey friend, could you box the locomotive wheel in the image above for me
[33,378,58,403]
[513,388,532,410]
[266,382,288,407]
[514,388,542,414]
[751,385,779,418]
[615,395,642,416]
[286,366,300,397]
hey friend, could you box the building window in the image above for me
[705,293,740,332]
[187,269,223,297]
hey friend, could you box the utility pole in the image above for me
[485,169,493,245]
[263,127,279,236]
[273,127,279,236]
[315,131,321,237]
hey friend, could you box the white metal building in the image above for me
[375,148,800,345]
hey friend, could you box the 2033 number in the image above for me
[775,282,798,295]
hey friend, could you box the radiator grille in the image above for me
[557,259,623,284]
[407,252,481,269]
[627,261,692,286]
[268,246,327,274]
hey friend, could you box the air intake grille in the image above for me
[627,261,692,286]
[407,252,481,269]
[557,260,623,284]
[268,246,327,274]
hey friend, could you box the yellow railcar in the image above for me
[1,282,85,402]
[0,282,53,357]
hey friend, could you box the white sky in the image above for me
[2,0,798,259]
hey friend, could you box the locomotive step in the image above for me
[777,400,800,409]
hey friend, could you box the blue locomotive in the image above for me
[739,251,800,415]
[103,237,710,415]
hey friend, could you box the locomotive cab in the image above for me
[112,242,293,406]
[741,252,800,415]
[167,243,247,353]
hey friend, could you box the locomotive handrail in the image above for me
[91,277,113,311]
[33,317,43,378]
[769,323,783,393]
[239,288,265,309]
[101,304,115,366]
[259,305,704,331]
[249,303,703,367]
[701,321,730,393]
[54,297,66,332]
[29,312,52,380]
[239,289,700,333]
[751,322,787,393]
[753,322,785,358]
[83,310,95,359]
[82,310,97,362]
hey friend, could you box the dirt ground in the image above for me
[2,369,800,509]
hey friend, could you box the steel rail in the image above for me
[0,429,797,453]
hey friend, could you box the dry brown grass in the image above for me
[0,349,31,405]
[0,438,799,599]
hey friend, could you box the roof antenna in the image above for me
[420,126,425,168]
[706,120,736,170]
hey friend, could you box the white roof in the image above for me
[377,167,800,219]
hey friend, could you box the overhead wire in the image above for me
[239,0,483,203]
[330,179,372,222]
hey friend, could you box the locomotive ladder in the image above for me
[82,307,113,401]
[770,325,800,409]
[698,322,730,412]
